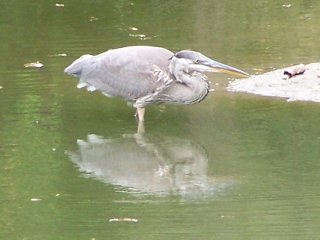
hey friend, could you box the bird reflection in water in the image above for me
[66,133,234,198]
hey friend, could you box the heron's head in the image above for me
[171,50,249,77]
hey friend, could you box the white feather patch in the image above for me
[77,82,87,88]
[87,85,96,91]
[102,92,113,97]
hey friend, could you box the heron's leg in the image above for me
[134,109,138,119]
[134,107,145,122]
[137,120,145,135]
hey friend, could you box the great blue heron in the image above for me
[64,46,248,121]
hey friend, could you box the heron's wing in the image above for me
[66,46,174,101]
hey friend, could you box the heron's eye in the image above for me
[193,59,200,64]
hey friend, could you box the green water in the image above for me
[1,1,320,239]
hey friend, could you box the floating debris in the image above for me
[129,33,145,38]
[24,61,44,68]
[252,67,265,74]
[50,53,67,57]
[89,16,99,22]
[55,3,64,7]
[129,27,138,31]
[0,86,2,89]
[282,4,292,8]
[109,218,138,223]
[282,64,305,79]
[129,33,151,40]
[31,198,42,202]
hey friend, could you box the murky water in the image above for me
[1,1,320,239]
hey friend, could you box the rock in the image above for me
[228,63,320,103]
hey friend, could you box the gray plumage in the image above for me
[64,45,248,121]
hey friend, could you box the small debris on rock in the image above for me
[283,64,305,79]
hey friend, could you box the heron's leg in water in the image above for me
[137,120,145,134]
[134,107,145,122]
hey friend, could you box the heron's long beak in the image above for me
[204,59,249,77]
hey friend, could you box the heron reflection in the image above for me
[66,133,233,197]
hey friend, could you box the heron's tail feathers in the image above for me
[64,54,93,78]
[64,54,100,92]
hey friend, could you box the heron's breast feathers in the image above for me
[151,64,173,86]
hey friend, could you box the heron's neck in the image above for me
[176,72,210,104]
[165,60,210,104]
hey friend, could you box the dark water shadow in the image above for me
[66,131,234,199]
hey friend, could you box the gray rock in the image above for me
[228,63,320,102]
